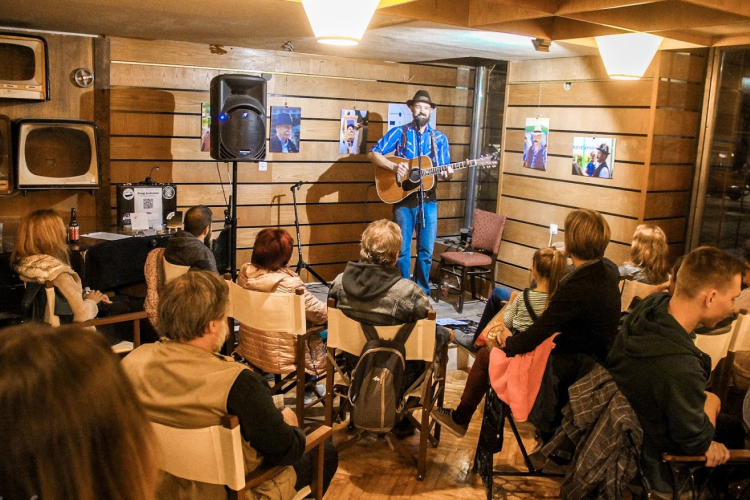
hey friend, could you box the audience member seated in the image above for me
[0,322,158,500]
[607,247,746,498]
[12,209,110,323]
[619,223,670,285]
[163,205,218,272]
[432,246,566,437]
[328,220,452,433]
[236,228,327,401]
[494,209,621,436]
[122,271,338,500]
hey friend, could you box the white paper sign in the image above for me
[133,187,163,227]
[130,212,150,231]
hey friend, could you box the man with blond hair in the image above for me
[123,271,337,500]
[608,247,744,497]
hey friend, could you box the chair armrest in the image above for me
[243,426,333,489]
[304,325,327,337]
[304,425,333,453]
[662,449,750,464]
[77,311,147,328]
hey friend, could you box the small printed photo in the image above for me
[572,137,616,179]
[522,118,549,171]
[201,103,210,152]
[270,106,301,153]
[339,109,369,154]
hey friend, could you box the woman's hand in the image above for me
[493,324,513,349]
[84,290,111,305]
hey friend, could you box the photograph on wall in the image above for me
[387,103,437,131]
[522,118,549,171]
[572,137,616,179]
[200,103,211,152]
[270,106,301,153]
[339,109,369,154]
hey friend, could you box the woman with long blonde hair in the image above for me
[619,223,669,285]
[12,209,109,322]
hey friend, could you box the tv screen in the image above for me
[0,33,49,101]
[16,119,100,190]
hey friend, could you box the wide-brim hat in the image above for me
[275,113,294,126]
[533,124,543,134]
[597,143,610,155]
[406,90,437,108]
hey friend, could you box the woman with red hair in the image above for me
[237,229,327,398]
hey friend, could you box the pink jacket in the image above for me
[235,264,327,376]
[488,334,558,422]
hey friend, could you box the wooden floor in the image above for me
[321,368,563,500]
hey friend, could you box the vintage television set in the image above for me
[0,33,50,101]
[0,115,11,194]
[116,183,177,229]
[16,119,101,191]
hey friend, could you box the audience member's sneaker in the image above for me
[304,384,326,405]
[431,407,468,437]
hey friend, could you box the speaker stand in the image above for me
[229,160,239,280]
[291,182,329,287]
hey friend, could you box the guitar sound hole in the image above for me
[408,168,422,182]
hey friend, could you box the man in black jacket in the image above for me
[163,205,218,273]
[607,246,742,496]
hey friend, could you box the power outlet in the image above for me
[549,223,558,235]
[259,161,268,172]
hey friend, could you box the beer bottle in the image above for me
[68,208,79,244]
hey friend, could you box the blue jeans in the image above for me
[394,200,437,294]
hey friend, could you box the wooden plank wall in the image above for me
[107,37,474,282]
[496,51,706,291]
[0,33,98,249]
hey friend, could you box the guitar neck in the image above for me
[422,159,473,175]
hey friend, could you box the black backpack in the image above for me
[348,322,415,433]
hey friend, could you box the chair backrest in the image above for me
[471,209,507,255]
[151,416,246,491]
[695,327,736,371]
[729,313,750,353]
[620,279,658,312]
[226,281,306,335]
[327,306,437,361]
[163,259,190,284]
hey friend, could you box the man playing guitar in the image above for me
[368,90,454,294]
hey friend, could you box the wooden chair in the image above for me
[662,450,750,499]
[226,280,326,425]
[36,280,148,353]
[436,209,507,313]
[151,415,333,500]
[694,316,739,372]
[323,299,447,480]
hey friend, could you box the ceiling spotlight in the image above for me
[282,41,294,52]
[532,38,551,52]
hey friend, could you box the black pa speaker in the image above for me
[0,115,12,194]
[210,74,266,161]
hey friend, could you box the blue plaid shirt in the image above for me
[370,123,451,167]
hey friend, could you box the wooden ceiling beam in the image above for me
[379,0,471,26]
[467,0,553,27]
[556,0,665,16]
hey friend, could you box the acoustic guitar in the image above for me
[375,153,499,204]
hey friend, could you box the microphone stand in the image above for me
[290,181,329,287]
[415,121,426,230]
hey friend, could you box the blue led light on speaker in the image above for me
[219,113,227,121]
[242,112,248,118]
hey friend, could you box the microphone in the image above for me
[290,181,303,191]
[413,114,421,129]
